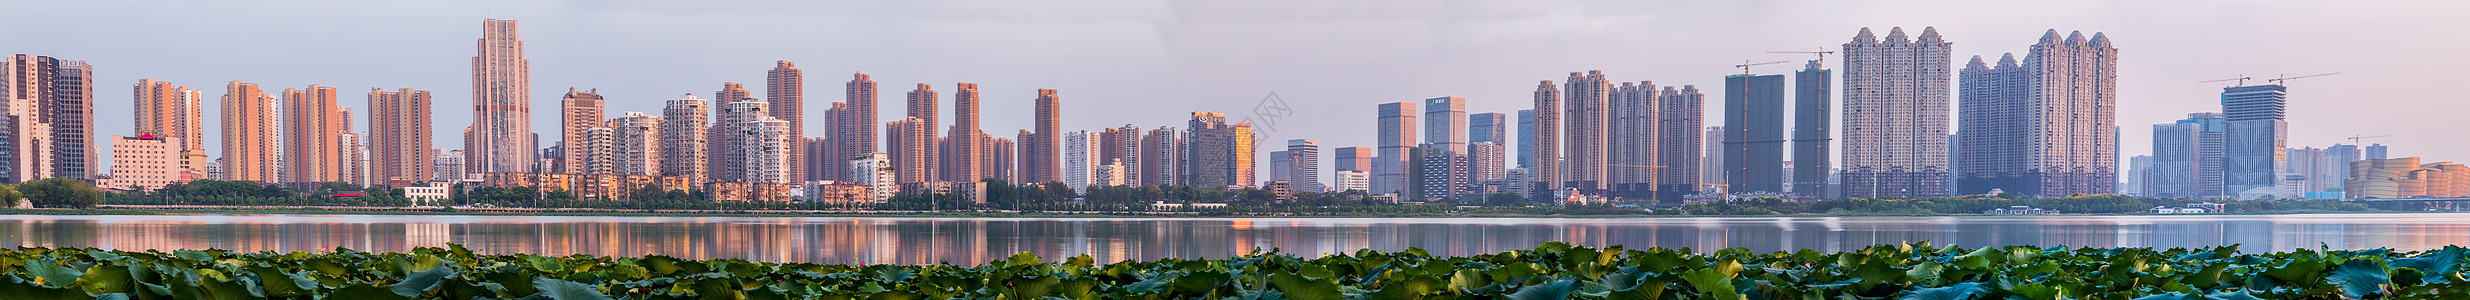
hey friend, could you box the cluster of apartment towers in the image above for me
[71,21,2399,204]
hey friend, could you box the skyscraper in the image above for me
[1422,97,1467,155]
[767,61,806,182]
[433,150,464,182]
[902,84,938,181]
[1531,82,1561,200]
[469,19,533,174]
[1023,89,1060,184]
[1188,112,1243,188]
[218,81,275,182]
[985,137,1014,183]
[1140,126,1180,186]
[134,79,205,177]
[1791,61,1833,199]
[1702,125,1725,189]
[282,85,346,184]
[2221,85,2290,197]
[941,83,982,182]
[1374,102,1417,195]
[1516,109,1535,169]
[712,100,775,182]
[1333,147,1372,174]
[1420,144,1470,201]
[1957,29,2119,197]
[1609,81,1659,199]
[609,112,661,176]
[738,117,791,184]
[1659,86,1709,202]
[1564,71,1612,192]
[369,88,432,187]
[1842,27,1953,199]
[1469,142,1506,182]
[2367,144,2388,160]
[1285,139,1322,192]
[1470,113,1507,147]
[1724,73,1787,194]
[2327,144,2360,190]
[659,94,710,182]
[558,89,604,174]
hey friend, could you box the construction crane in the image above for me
[1767,48,1836,65]
[2269,72,2341,85]
[2198,75,2252,87]
[2347,134,2391,145]
[1734,60,1790,75]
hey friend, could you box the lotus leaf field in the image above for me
[0,242,2462,299]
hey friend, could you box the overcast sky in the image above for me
[13,0,2466,178]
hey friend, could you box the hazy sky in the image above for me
[13,0,2466,176]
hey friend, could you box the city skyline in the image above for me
[10,1,2463,185]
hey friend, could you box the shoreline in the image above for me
[0,206,2418,219]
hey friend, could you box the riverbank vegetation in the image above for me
[0,242,2459,299]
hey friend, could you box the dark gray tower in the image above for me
[1791,61,1832,199]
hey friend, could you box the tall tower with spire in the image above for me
[1958,29,2119,197]
[1841,26,1953,199]
[468,19,533,174]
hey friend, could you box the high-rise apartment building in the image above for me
[1374,102,1417,195]
[985,137,1014,183]
[2286,147,2331,193]
[767,61,806,182]
[1099,125,1143,185]
[1609,81,1659,199]
[1420,144,1471,201]
[886,117,932,184]
[818,73,880,182]
[2367,144,2388,160]
[609,112,661,176]
[2125,155,2152,196]
[1655,86,1706,203]
[469,19,534,174]
[659,94,710,181]
[1702,125,1725,189]
[558,89,604,174]
[432,150,464,182]
[1285,139,1322,192]
[134,79,205,178]
[1470,142,1506,182]
[1957,29,2119,197]
[1063,130,1096,192]
[1140,126,1180,186]
[941,83,983,183]
[902,84,938,181]
[1724,73,1787,194]
[368,88,432,187]
[218,81,276,182]
[281,86,346,184]
[2326,144,2360,189]
[712,100,778,182]
[1841,27,1952,199]
[2221,85,2289,197]
[1023,89,1061,184]
[1530,82,1561,200]
[1563,71,1612,193]
[2,55,95,181]
[1790,61,1833,199]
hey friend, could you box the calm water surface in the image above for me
[1,213,2463,264]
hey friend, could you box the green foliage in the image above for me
[20,178,104,209]
[0,243,2462,299]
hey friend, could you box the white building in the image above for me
[850,153,894,202]
[403,182,453,206]
[1062,130,1097,192]
[1334,170,1370,193]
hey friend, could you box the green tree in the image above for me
[19,178,104,209]
[0,184,19,207]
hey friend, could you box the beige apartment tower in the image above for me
[282,85,347,184]
[558,89,604,174]
[134,79,207,177]
[369,88,433,187]
[941,82,983,182]
[219,81,276,182]
[766,61,806,182]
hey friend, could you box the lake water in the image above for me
[1,213,2463,264]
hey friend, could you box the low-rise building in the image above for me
[403,182,453,206]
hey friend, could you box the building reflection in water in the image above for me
[0,214,2463,264]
